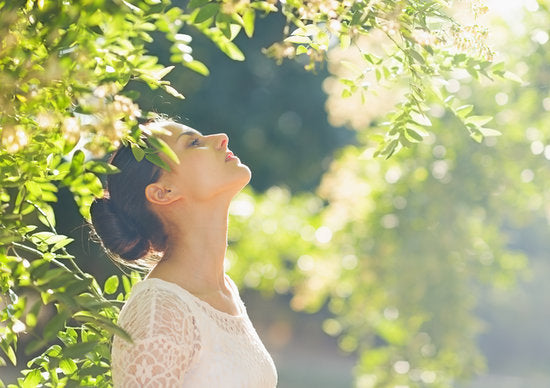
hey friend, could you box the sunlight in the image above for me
[487,0,537,21]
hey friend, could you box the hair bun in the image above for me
[90,197,150,261]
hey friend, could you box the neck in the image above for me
[151,197,231,294]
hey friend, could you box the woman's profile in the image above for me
[89,120,278,387]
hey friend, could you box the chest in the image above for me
[183,309,278,388]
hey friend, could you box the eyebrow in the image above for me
[177,130,202,140]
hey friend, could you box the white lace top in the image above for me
[111,276,278,387]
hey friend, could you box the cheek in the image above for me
[174,155,249,199]
[176,160,222,196]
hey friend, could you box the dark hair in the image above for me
[90,144,167,266]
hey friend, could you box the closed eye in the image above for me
[189,137,201,147]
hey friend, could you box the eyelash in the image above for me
[190,138,201,147]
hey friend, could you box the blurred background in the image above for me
[3,0,550,386]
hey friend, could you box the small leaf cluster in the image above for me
[261,0,518,157]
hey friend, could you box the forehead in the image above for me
[150,121,202,139]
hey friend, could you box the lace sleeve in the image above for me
[111,286,201,388]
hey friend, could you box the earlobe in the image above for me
[145,183,180,205]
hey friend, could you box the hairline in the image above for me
[146,120,203,138]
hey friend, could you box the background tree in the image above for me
[226,2,550,386]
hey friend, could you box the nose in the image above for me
[215,133,229,150]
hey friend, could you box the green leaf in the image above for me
[243,9,255,38]
[0,342,16,366]
[340,34,351,49]
[230,13,245,28]
[29,231,69,252]
[37,203,56,228]
[163,84,185,99]
[227,23,242,41]
[469,128,484,143]
[31,231,56,244]
[503,70,523,84]
[183,60,210,76]
[250,1,278,12]
[84,161,120,174]
[73,312,132,342]
[188,0,209,10]
[61,340,100,359]
[215,39,245,61]
[131,144,146,161]
[74,293,112,310]
[454,104,474,117]
[195,3,219,23]
[296,45,308,55]
[26,300,41,328]
[122,275,132,294]
[64,278,93,296]
[52,236,74,252]
[79,364,110,377]
[46,344,62,357]
[376,139,399,159]
[409,49,425,64]
[35,268,75,288]
[43,310,69,341]
[145,153,171,171]
[59,358,78,375]
[25,181,43,197]
[465,115,493,127]
[104,275,119,295]
[284,35,311,44]
[70,150,86,174]
[478,127,502,137]
[25,339,48,355]
[410,112,432,126]
[22,369,42,388]
[404,128,425,142]
[148,65,175,81]
[148,137,180,164]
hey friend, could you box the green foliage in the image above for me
[224,4,550,386]
[225,105,532,386]
[0,1,197,386]
[262,0,515,156]
[0,0,530,387]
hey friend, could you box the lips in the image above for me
[225,151,236,162]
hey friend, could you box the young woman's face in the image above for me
[156,123,251,202]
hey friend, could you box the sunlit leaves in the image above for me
[148,135,180,164]
[200,27,246,61]
[30,232,74,253]
[84,161,120,175]
[243,9,255,38]
[162,84,186,99]
[22,369,42,387]
[103,275,120,295]
[193,2,219,24]
[183,59,210,76]
[0,337,17,366]
[0,1,525,387]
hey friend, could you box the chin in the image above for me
[217,166,251,199]
[236,165,252,190]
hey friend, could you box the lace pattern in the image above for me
[112,287,201,387]
[167,278,249,336]
[111,276,278,388]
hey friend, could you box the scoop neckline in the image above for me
[138,276,245,319]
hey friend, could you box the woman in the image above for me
[90,120,278,387]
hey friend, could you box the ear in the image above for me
[145,183,181,205]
